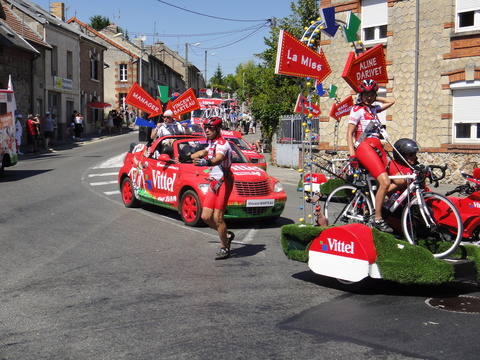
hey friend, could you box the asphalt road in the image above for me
[1,131,480,360]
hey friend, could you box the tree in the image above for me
[235,0,320,143]
[209,64,224,89]
[89,15,110,31]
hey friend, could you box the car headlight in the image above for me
[198,183,209,194]
[273,181,284,193]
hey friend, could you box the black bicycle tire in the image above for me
[324,184,373,226]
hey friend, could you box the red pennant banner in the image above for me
[341,44,388,90]
[125,82,163,118]
[275,30,331,82]
[294,94,321,117]
[166,88,201,117]
[329,96,354,121]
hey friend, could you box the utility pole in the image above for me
[185,43,189,90]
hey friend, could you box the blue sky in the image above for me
[37,0,301,78]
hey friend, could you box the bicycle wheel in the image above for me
[401,192,463,258]
[324,185,373,226]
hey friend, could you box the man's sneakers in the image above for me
[373,219,394,233]
[215,247,230,260]
[215,231,235,260]
[226,231,235,250]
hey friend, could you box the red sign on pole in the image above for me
[275,30,331,82]
[166,88,201,117]
[294,94,321,117]
[341,44,388,90]
[125,82,163,118]
[329,96,354,121]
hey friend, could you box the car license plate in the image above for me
[246,199,274,207]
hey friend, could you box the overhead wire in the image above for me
[154,0,271,23]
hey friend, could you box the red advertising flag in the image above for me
[294,93,321,117]
[275,30,331,82]
[329,96,354,121]
[341,44,388,90]
[125,82,163,118]
[166,88,201,117]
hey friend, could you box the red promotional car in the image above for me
[118,135,287,226]
[221,130,267,170]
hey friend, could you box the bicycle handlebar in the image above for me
[413,164,448,187]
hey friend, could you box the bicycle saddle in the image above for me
[325,150,338,156]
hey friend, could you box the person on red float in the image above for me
[189,117,235,260]
[388,138,421,193]
[346,79,395,233]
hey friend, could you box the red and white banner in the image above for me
[342,44,388,90]
[275,30,331,82]
[329,96,354,121]
[125,82,163,118]
[294,93,321,117]
[166,88,201,117]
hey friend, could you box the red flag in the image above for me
[275,30,331,82]
[125,82,162,118]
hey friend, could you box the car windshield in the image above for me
[224,136,252,150]
[175,139,249,164]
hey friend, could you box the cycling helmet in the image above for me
[203,117,223,129]
[393,138,420,162]
[357,79,379,93]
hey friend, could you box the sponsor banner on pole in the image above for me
[329,96,354,121]
[125,82,163,118]
[166,88,201,118]
[275,30,331,82]
[342,44,388,90]
[294,93,321,117]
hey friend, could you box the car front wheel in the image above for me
[121,177,141,208]
[180,190,203,226]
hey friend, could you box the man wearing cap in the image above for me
[42,111,54,150]
[151,110,190,139]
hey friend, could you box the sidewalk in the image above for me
[18,126,137,160]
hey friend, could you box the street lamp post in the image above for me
[204,51,215,86]
[185,43,200,90]
[139,34,146,87]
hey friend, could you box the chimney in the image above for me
[51,2,65,21]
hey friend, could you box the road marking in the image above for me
[90,180,118,186]
[104,190,120,195]
[89,172,118,177]
[92,153,126,169]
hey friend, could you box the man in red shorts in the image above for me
[347,79,396,233]
[190,117,235,260]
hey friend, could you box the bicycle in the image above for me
[324,163,463,258]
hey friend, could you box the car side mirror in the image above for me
[158,154,172,162]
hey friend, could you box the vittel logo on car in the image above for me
[152,170,176,192]
[320,237,355,255]
[472,202,480,209]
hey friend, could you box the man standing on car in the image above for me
[151,109,190,139]
[190,117,235,260]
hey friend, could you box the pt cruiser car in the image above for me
[118,135,287,226]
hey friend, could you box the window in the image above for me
[361,0,388,44]
[119,64,128,82]
[457,0,480,31]
[67,51,73,79]
[452,82,480,143]
[90,55,99,80]
[51,46,58,76]
[119,93,127,109]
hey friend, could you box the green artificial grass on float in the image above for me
[280,224,480,285]
[320,178,345,195]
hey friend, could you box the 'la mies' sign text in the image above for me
[275,30,331,82]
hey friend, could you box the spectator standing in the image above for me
[42,111,54,149]
[26,114,40,153]
[74,112,84,141]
